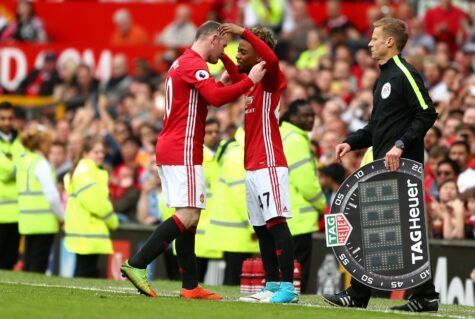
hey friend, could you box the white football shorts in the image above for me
[245,166,292,226]
[157,165,206,209]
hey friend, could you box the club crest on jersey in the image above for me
[200,194,205,204]
[381,82,391,99]
[245,96,254,107]
[195,70,210,81]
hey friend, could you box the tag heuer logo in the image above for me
[325,214,353,247]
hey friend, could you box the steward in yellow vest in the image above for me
[246,0,284,31]
[194,119,223,281]
[0,101,24,269]
[16,125,64,273]
[64,139,119,278]
[280,99,326,293]
[207,128,259,285]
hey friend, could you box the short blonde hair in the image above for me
[373,18,409,52]
[20,124,53,152]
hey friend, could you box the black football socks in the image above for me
[175,226,198,290]
[266,219,295,283]
[253,225,280,282]
[129,215,186,269]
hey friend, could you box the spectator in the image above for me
[296,29,328,71]
[208,0,243,24]
[136,122,157,168]
[323,0,355,46]
[425,126,443,152]
[429,157,460,200]
[48,141,72,181]
[449,141,475,193]
[437,180,465,239]
[463,107,475,126]
[424,0,468,54]
[136,159,161,226]
[67,131,85,163]
[319,163,346,206]
[281,0,317,62]
[133,59,157,83]
[460,187,475,239]
[155,5,197,49]
[1,0,47,43]
[17,52,61,96]
[54,119,71,145]
[110,8,149,46]
[111,165,140,222]
[72,64,99,98]
[406,18,435,55]
[101,54,132,106]
[442,115,462,146]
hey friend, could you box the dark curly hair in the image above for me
[250,26,276,50]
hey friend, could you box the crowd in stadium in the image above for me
[1,0,475,277]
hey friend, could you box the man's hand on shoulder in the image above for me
[385,146,403,171]
[335,143,351,162]
[218,23,244,36]
[248,61,266,84]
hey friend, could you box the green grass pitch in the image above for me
[0,270,473,319]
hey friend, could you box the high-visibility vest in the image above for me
[361,147,373,166]
[16,151,59,235]
[194,146,223,259]
[250,0,284,28]
[280,122,326,236]
[296,45,328,70]
[64,159,119,255]
[0,132,23,223]
[207,129,259,253]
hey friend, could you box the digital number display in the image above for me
[358,179,404,272]
[327,158,431,290]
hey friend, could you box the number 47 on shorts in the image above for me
[258,192,270,209]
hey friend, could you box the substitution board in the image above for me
[325,158,431,290]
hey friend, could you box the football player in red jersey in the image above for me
[120,21,267,300]
[218,23,298,303]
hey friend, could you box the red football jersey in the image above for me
[156,49,253,166]
[222,29,287,170]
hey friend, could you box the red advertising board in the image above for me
[0,44,167,91]
[1,1,211,45]
[107,239,131,280]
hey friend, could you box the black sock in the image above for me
[253,225,280,282]
[175,226,198,290]
[129,216,185,269]
[266,219,295,283]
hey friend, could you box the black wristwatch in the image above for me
[395,139,405,150]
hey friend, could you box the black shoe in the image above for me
[322,291,369,308]
[391,297,439,312]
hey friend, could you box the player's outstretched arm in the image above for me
[195,62,266,107]
[220,54,246,84]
